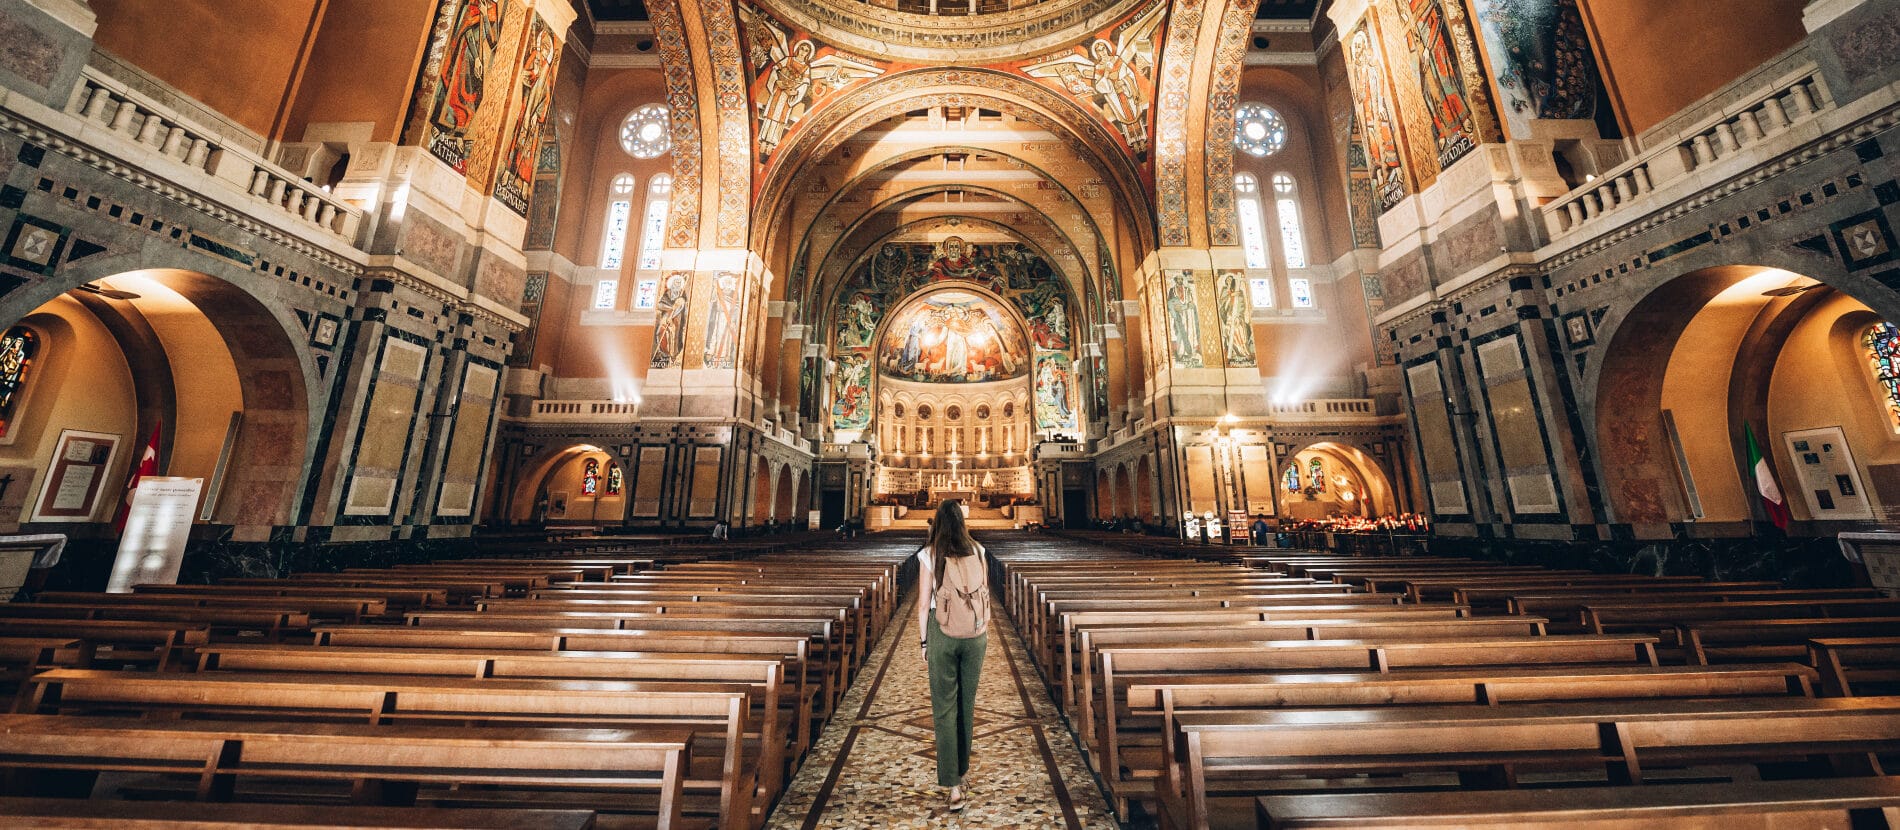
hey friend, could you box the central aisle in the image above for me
[768,594,1117,829]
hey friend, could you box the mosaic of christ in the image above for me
[877,292,1030,384]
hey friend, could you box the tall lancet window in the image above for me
[637,174,672,273]
[1235,173,1270,270]
[1272,173,1307,270]
[601,174,636,270]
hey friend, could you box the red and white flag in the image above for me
[113,421,161,533]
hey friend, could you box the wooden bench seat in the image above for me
[1678,617,1900,666]
[1583,599,1900,640]
[0,715,692,828]
[1253,776,1900,829]
[36,591,388,623]
[0,619,209,670]
[0,604,310,640]
[1167,695,1900,830]
[136,582,450,610]
[0,797,601,829]
[21,669,755,830]
[1810,636,1900,696]
[1507,588,1881,630]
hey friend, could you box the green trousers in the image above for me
[925,614,987,787]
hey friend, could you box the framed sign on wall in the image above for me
[1782,426,1875,521]
[30,429,121,523]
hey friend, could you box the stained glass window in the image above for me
[1290,278,1315,309]
[1308,458,1326,492]
[583,458,600,496]
[1283,464,1302,493]
[601,174,635,269]
[1273,174,1307,269]
[1249,277,1274,308]
[606,463,624,496]
[593,279,619,310]
[1234,104,1287,157]
[1864,322,1900,431]
[0,326,37,440]
[620,104,672,159]
[636,175,671,272]
[1235,174,1270,270]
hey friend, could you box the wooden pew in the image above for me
[0,604,309,642]
[1091,635,1662,814]
[0,715,690,828]
[0,619,208,670]
[193,642,806,795]
[21,669,754,830]
[1506,588,1880,630]
[36,591,387,624]
[1809,636,1900,696]
[0,798,601,829]
[1254,777,1900,829]
[135,581,450,611]
[1166,696,1900,830]
[1677,617,1900,666]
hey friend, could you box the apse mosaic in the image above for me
[1469,0,1609,139]
[828,238,1079,432]
[876,292,1030,384]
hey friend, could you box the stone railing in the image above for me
[66,68,364,245]
[1540,51,1831,242]
[529,399,641,422]
[1268,398,1377,418]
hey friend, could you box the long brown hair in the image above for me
[928,500,977,590]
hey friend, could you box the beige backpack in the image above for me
[931,544,990,639]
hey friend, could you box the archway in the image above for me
[0,269,309,538]
[508,445,625,525]
[773,470,795,525]
[1135,456,1155,521]
[1277,442,1396,522]
[753,458,774,525]
[792,471,811,528]
[1594,266,1896,531]
[1096,469,1114,520]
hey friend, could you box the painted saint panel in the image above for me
[1470,0,1607,139]
[494,15,558,216]
[1165,270,1203,369]
[830,353,873,431]
[1020,0,1165,158]
[1216,270,1257,368]
[877,292,1030,384]
[1397,0,1479,169]
[1349,20,1409,212]
[702,272,741,369]
[418,0,506,174]
[1035,352,1078,431]
[739,4,884,163]
[650,273,690,369]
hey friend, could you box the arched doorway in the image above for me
[1594,266,1896,530]
[1277,442,1395,522]
[0,269,310,538]
[1135,456,1155,521]
[752,458,774,525]
[773,470,795,525]
[508,445,626,525]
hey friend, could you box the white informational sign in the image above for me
[106,477,203,593]
[1782,427,1875,521]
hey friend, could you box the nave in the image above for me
[4,530,1900,828]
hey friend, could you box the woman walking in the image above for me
[917,500,989,811]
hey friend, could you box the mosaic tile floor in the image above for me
[767,599,1119,829]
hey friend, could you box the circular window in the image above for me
[620,104,673,159]
[946,405,962,421]
[917,404,932,421]
[1234,104,1287,158]
[976,404,990,420]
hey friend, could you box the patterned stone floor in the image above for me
[766,598,1119,829]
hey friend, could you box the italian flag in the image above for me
[1745,425,1790,531]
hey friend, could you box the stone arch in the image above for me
[773,468,796,523]
[1276,440,1397,519]
[506,443,631,524]
[1135,454,1155,519]
[753,457,775,524]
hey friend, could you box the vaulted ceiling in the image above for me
[587,0,649,21]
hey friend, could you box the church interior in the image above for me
[0,0,1897,826]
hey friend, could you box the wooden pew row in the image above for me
[1032,594,1408,674]
[0,715,692,829]
[35,591,388,624]
[1506,587,1882,629]
[20,668,754,830]
[191,642,807,799]
[1391,575,1741,605]
[1054,605,1477,711]
[1166,696,1900,830]
[1810,636,1900,696]
[0,618,208,670]
[1087,635,1662,815]
[0,604,309,642]
[1678,617,1899,666]
[1254,777,1900,830]
[134,582,451,611]
[0,797,600,829]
